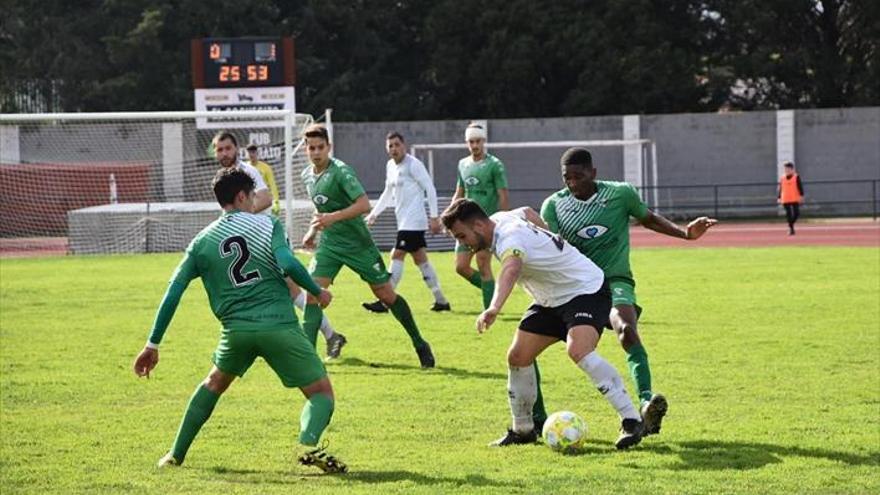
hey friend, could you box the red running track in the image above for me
[631,221,880,248]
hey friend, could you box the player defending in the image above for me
[362,131,451,313]
[442,199,644,449]
[300,124,435,368]
[216,133,346,360]
[133,168,346,472]
[451,123,509,310]
[541,148,717,436]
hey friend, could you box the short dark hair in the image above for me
[560,147,593,168]
[441,198,489,230]
[783,161,795,168]
[304,124,330,143]
[212,131,238,147]
[212,168,255,206]
[246,143,258,151]
[386,131,405,142]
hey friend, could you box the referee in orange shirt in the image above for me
[777,162,804,235]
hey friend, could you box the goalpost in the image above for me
[0,110,320,255]
[410,139,659,207]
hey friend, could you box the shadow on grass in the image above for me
[330,356,505,380]
[643,440,880,471]
[206,466,514,488]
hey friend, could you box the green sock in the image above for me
[626,343,653,403]
[467,272,482,289]
[303,303,323,348]
[481,279,495,310]
[171,384,220,463]
[388,295,427,348]
[299,393,334,446]
[532,361,548,427]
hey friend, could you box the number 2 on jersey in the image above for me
[220,236,262,286]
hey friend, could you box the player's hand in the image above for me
[686,217,718,240]
[302,229,318,250]
[311,212,336,230]
[365,214,376,226]
[133,347,159,378]
[429,217,442,234]
[476,307,499,334]
[317,288,333,308]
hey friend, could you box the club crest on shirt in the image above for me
[464,176,480,186]
[576,224,608,239]
[313,194,329,205]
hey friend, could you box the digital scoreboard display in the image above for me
[191,37,295,88]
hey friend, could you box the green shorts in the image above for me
[609,277,638,307]
[309,243,390,285]
[212,327,327,388]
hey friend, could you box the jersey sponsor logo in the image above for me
[574,312,593,319]
[373,262,383,273]
[576,225,609,239]
[463,176,480,186]
[313,194,329,205]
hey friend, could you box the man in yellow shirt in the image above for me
[247,144,281,216]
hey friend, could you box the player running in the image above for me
[540,147,717,436]
[442,199,644,449]
[300,124,435,368]
[362,131,450,313]
[451,123,509,310]
[133,168,346,473]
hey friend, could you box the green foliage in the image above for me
[1,248,878,493]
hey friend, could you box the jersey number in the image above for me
[220,236,261,286]
[529,225,565,251]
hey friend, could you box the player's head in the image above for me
[441,198,492,252]
[246,143,258,161]
[212,131,239,169]
[465,123,486,158]
[304,124,332,168]
[212,167,256,210]
[386,131,406,162]
[783,161,795,175]
[560,147,596,196]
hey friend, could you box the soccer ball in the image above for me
[542,411,588,453]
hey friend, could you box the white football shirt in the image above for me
[235,161,270,215]
[490,211,604,307]
[369,154,438,231]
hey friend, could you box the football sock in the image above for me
[303,303,323,348]
[625,343,653,403]
[532,361,548,425]
[467,271,482,289]
[389,259,404,288]
[299,392,334,446]
[481,279,495,310]
[508,364,538,433]
[417,261,448,304]
[577,352,640,420]
[388,295,427,348]
[294,292,335,339]
[170,384,220,462]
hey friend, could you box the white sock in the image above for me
[293,291,335,339]
[577,352,640,420]
[417,262,448,304]
[508,364,538,433]
[389,259,404,288]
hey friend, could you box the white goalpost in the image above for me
[411,139,659,207]
[0,110,320,255]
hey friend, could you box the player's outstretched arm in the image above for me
[274,248,325,302]
[497,188,510,211]
[134,279,188,378]
[512,207,550,230]
[640,211,718,240]
[476,255,522,333]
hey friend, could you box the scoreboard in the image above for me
[191,37,295,89]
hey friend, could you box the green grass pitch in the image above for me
[1,248,878,494]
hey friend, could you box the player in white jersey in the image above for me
[441,199,644,449]
[212,132,347,360]
[362,132,451,313]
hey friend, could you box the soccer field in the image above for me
[1,248,878,494]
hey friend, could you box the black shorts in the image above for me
[519,284,612,341]
[395,230,427,253]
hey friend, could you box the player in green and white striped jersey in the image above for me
[540,148,716,436]
[133,168,346,473]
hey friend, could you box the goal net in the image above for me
[0,110,317,255]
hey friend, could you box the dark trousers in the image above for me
[783,203,800,232]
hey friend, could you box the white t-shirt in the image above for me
[369,154,438,231]
[490,211,604,307]
[236,161,270,215]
